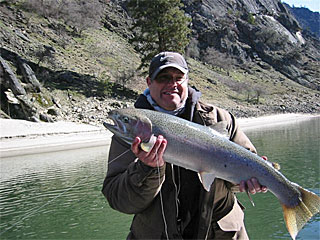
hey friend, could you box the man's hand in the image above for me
[131,135,167,168]
[239,156,269,194]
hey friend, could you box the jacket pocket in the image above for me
[217,198,244,232]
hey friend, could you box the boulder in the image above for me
[16,95,38,121]
[18,58,41,92]
[0,56,26,95]
[40,113,54,122]
[47,107,61,116]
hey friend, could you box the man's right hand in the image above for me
[131,135,167,168]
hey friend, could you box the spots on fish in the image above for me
[224,164,227,168]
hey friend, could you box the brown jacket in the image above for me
[102,87,256,239]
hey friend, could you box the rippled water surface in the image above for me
[238,116,320,240]
[0,146,132,239]
[0,117,319,239]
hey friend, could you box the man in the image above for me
[102,52,267,239]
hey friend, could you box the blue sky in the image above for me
[282,0,320,12]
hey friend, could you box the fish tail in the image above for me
[281,186,320,240]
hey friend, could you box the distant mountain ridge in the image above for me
[284,3,320,38]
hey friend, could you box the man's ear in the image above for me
[146,77,152,87]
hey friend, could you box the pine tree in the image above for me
[128,0,191,69]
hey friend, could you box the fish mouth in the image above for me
[103,113,133,144]
[103,118,118,132]
[103,113,124,134]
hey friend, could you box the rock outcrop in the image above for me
[18,58,41,93]
[0,55,26,96]
[180,0,319,90]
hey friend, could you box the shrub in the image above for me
[202,47,236,72]
[21,0,106,35]
[247,13,255,25]
[255,28,289,50]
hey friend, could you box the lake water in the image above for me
[0,117,319,239]
[238,116,320,240]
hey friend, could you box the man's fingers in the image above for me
[239,180,246,192]
[131,137,141,154]
[156,138,167,166]
[239,178,268,194]
[251,178,261,193]
[131,135,167,167]
[246,180,256,194]
[261,186,268,193]
[145,135,166,167]
[158,138,167,156]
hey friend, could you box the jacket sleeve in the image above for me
[101,136,166,214]
[227,112,257,154]
[215,107,257,154]
[197,101,257,154]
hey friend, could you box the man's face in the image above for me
[147,67,188,111]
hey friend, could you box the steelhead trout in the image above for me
[103,108,320,240]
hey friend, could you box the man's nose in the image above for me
[167,77,187,85]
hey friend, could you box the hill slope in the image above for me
[0,0,319,126]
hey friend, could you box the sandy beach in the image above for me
[0,113,318,158]
[0,119,112,158]
[237,113,318,131]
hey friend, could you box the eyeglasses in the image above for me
[154,74,188,85]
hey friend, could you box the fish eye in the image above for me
[122,116,130,123]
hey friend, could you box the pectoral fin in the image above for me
[198,172,216,192]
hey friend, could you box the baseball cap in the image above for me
[149,52,188,80]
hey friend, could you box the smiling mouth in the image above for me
[163,91,179,95]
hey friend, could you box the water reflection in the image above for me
[0,117,319,239]
[0,146,132,239]
[239,116,320,240]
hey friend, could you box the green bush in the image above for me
[247,13,255,25]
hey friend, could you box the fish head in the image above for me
[103,108,153,145]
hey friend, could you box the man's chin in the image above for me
[162,102,184,111]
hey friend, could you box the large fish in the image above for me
[103,108,320,240]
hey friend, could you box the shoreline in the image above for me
[0,119,112,158]
[1,113,319,158]
[238,113,319,131]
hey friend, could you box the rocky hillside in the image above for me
[284,3,320,39]
[0,0,319,127]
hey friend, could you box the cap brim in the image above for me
[151,64,188,80]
